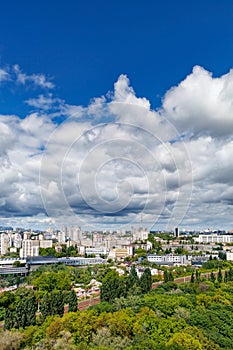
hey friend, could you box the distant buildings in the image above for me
[1,225,233,268]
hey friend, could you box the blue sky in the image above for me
[1,1,233,230]
[1,0,233,110]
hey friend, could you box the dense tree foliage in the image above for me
[140,268,152,293]
[100,271,126,303]
[126,265,140,293]
[3,265,233,349]
[100,266,153,302]
[67,290,78,312]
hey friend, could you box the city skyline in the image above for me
[1,1,233,230]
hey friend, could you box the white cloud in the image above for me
[26,94,63,110]
[161,65,233,137]
[1,66,233,230]
[13,64,54,89]
[0,68,9,83]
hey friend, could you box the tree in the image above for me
[168,271,174,282]
[0,330,23,350]
[100,271,126,303]
[40,293,51,320]
[210,272,216,283]
[46,317,63,338]
[50,291,65,317]
[217,268,223,283]
[91,327,132,349]
[195,269,200,282]
[0,291,15,308]
[4,294,37,329]
[26,295,37,326]
[140,268,152,294]
[32,270,71,292]
[164,270,169,283]
[224,270,228,283]
[39,247,56,256]
[126,265,140,292]
[228,267,233,281]
[167,332,203,350]
[218,251,226,260]
[4,309,17,330]
[164,270,174,282]
[191,272,195,283]
[16,301,27,328]
[67,290,78,312]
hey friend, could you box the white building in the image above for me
[20,239,40,258]
[85,247,109,256]
[195,234,233,244]
[57,231,66,243]
[69,227,82,242]
[0,233,10,255]
[132,227,149,241]
[12,233,22,249]
[147,254,187,266]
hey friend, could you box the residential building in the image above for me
[0,233,10,255]
[20,239,40,258]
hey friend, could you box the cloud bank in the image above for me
[0,65,233,230]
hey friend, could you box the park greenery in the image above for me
[1,262,233,349]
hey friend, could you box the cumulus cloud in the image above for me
[1,66,233,230]
[162,65,233,137]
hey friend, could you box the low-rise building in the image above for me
[195,234,233,244]
[108,246,134,260]
[147,254,188,266]
[85,247,109,256]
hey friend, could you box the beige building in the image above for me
[108,246,134,260]
[39,240,53,249]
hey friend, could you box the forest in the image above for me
[1,263,233,349]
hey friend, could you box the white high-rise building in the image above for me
[132,227,149,241]
[0,233,10,255]
[20,240,40,258]
[12,233,22,248]
[69,226,82,242]
[58,230,66,243]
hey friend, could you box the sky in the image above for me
[1,0,233,231]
